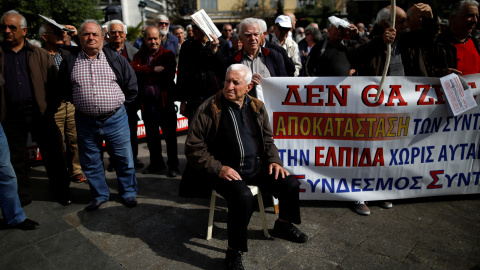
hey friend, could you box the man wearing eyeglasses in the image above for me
[225,18,287,100]
[58,19,138,211]
[154,14,178,57]
[0,10,72,206]
[104,20,143,170]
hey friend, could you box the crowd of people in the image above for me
[0,1,479,269]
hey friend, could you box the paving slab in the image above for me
[0,136,479,269]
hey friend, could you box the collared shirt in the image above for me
[269,33,301,76]
[3,43,34,105]
[51,51,63,70]
[116,44,125,55]
[240,49,271,79]
[270,33,288,51]
[71,50,125,115]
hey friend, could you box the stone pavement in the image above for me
[1,135,479,270]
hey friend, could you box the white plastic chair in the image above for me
[207,185,269,240]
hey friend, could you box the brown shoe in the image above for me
[379,201,393,209]
[354,202,371,215]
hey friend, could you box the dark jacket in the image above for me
[218,35,231,58]
[227,47,287,77]
[130,46,177,104]
[162,33,179,57]
[180,91,282,198]
[428,30,480,77]
[177,38,226,104]
[350,17,437,76]
[58,46,138,105]
[305,35,355,77]
[1,40,60,121]
[264,40,295,77]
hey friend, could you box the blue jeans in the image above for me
[0,123,26,225]
[75,105,137,201]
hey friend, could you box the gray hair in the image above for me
[186,24,192,30]
[256,19,267,33]
[226,64,252,85]
[375,6,392,25]
[143,26,159,38]
[108,19,127,34]
[155,14,169,24]
[38,24,47,38]
[451,0,479,16]
[223,23,232,30]
[238,18,259,37]
[79,19,104,37]
[1,10,27,28]
[230,33,240,42]
[172,25,184,32]
[305,26,321,42]
[28,39,42,47]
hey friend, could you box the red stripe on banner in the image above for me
[272,112,409,141]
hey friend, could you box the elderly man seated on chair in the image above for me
[184,63,307,270]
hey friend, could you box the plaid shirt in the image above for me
[71,50,125,115]
[51,51,63,70]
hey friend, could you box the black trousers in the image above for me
[213,167,301,252]
[3,106,70,199]
[143,102,179,169]
[126,102,139,159]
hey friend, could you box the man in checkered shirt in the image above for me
[58,19,139,211]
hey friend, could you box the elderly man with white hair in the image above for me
[183,63,307,270]
[106,20,137,62]
[155,14,178,57]
[226,18,287,100]
[429,0,480,76]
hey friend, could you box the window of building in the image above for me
[201,0,217,10]
[271,0,284,9]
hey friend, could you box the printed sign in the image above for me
[261,75,480,201]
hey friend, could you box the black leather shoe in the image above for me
[57,194,73,206]
[225,249,244,270]
[133,158,144,168]
[14,219,39,230]
[85,199,106,211]
[167,169,179,178]
[122,196,137,208]
[271,220,308,243]
[107,163,115,172]
[142,163,166,174]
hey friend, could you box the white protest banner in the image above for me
[261,75,480,201]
